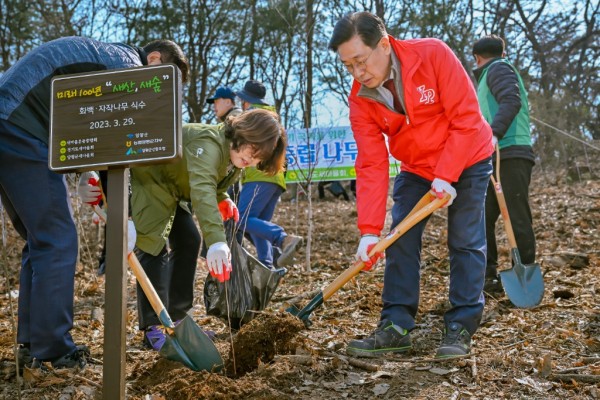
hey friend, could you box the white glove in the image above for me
[356,235,379,263]
[127,220,136,254]
[206,242,232,282]
[430,178,457,207]
[78,171,102,205]
[492,135,498,147]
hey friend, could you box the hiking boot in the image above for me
[346,319,412,358]
[277,235,303,267]
[30,345,89,370]
[435,322,471,358]
[144,325,166,351]
[17,345,33,375]
[52,345,89,369]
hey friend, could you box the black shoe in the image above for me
[484,275,503,294]
[346,319,412,358]
[17,345,33,375]
[31,345,90,370]
[435,322,471,359]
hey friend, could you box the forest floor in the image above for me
[1,173,599,399]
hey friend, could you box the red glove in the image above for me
[362,243,384,271]
[218,198,239,222]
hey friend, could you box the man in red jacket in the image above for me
[329,12,493,358]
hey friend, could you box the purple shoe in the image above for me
[144,326,166,351]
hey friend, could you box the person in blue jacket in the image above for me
[0,36,189,372]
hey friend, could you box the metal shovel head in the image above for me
[285,292,324,327]
[159,315,223,372]
[499,249,544,308]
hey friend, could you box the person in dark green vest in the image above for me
[472,35,537,293]
[235,80,303,268]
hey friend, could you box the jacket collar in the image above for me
[222,106,242,120]
[136,47,149,65]
[472,57,503,81]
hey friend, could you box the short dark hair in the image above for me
[328,11,387,52]
[224,108,287,176]
[143,40,190,83]
[472,35,505,59]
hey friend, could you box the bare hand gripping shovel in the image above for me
[286,192,448,327]
[491,147,544,308]
[94,206,223,372]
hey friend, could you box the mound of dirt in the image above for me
[227,312,305,376]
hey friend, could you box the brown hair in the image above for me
[224,108,287,175]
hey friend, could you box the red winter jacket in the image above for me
[350,36,493,236]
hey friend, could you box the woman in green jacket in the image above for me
[130,108,286,350]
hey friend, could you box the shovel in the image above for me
[286,192,449,327]
[93,206,223,371]
[491,147,544,308]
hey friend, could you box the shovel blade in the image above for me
[285,304,301,317]
[500,262,544,308]
[285,304,312,327]
[159,316,223,372]
[160,334,198,370]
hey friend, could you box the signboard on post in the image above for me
[49,64,181,172]
[284,126,400,183]
[49,64,182,400]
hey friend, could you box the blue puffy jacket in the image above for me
[0,36,145,143]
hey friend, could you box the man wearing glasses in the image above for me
[328,12,493,359]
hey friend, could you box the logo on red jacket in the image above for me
[417,85,435,104]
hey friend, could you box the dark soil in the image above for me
[226,312,305,376]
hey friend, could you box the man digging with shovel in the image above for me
[329,12,493,359]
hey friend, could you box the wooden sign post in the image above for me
[50,64,181,400]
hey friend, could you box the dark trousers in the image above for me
[0,120,77,360]
[135,205,200,329]
[485,158,535,276]
[382,158,492,335]
[236,181,285,267]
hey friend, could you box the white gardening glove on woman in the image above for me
[430,178,457,208]
[206,242,232,282]
[127,220,136,254]
[78,171,103,205]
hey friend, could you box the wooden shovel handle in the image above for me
[490,145,518,249]
[321,192,448,300]
[93,206,175,328]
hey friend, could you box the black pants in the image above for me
[485,158,536,277]
[135,205,201,329]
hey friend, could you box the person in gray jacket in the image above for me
[0,36,189,371]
